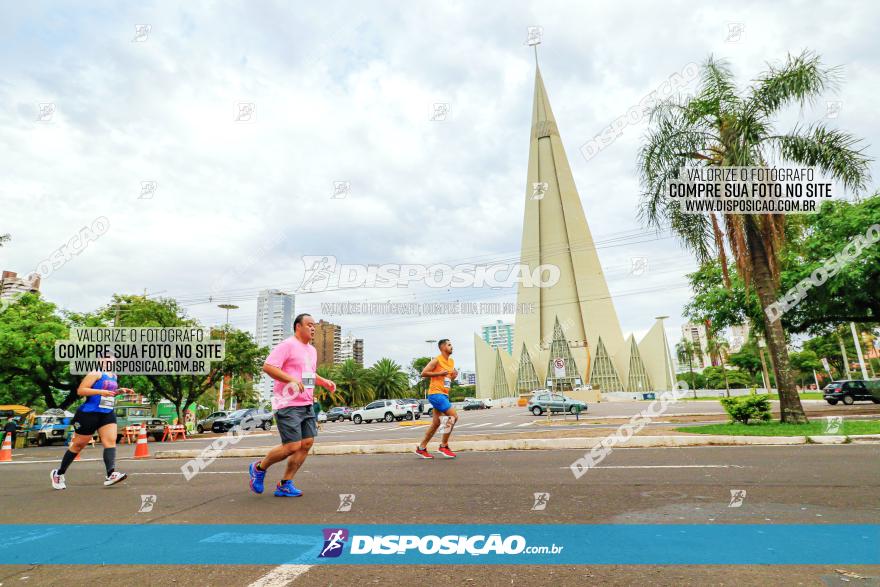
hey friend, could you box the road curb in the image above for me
[149,433,861,459]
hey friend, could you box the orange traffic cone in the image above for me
[0,432,13,462]
[133,424,150,458]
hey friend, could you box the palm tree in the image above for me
[706,336,731,397]
[334,359,374,407]
[638,51,871,423]
[315,363,345,408]
[368,358,410,399]
[676,338,698,398]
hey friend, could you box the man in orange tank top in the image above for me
[416,339,459,459]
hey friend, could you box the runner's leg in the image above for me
[259,442,298,471]
[97,423,117,476]
[419,409,441,449]
[440,406,458,445]
[282,437,313,481]
[58,433,91,474]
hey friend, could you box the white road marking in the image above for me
[493,422,512,427]
[471,423,493,428]
[559,464,746,469]
[516,422,533,427]
[136,471,244,474]
[248,564,312,587]
[1,458,101,464]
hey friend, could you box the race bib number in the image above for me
[99,393,116,410]
[302,372,316,393]
[443,378,452,388]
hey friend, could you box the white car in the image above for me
[352,400,415,424]
[317,412,327,423]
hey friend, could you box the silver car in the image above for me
[197,411,231,433]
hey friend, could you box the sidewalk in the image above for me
[154,429,880,459]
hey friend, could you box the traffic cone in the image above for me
[133,424,150,458]
[0,432,12,462]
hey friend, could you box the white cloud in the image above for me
[1,0,876,372]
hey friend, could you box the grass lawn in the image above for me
[680,393,825,401]
[676,419,880,436]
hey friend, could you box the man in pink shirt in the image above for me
[248,313,336,497]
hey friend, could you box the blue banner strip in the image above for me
[0,524,876,565]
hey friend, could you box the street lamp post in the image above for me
[757,338,771,393]
[217,304,239,410]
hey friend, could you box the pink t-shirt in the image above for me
[264,336,318,410]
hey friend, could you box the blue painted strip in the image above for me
[0,525,876,565]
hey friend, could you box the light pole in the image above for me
[757,338,771,393]
[217,304,239,410]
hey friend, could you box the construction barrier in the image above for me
[161,424,187,442]
[122,426,140,444]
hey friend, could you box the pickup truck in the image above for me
[113,405,168,442]
[26,412,71,446]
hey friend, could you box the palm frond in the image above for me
[747,50,841,116]
[764,123,873,193]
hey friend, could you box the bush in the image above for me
[677,372,706,389]
[719,395,771,424]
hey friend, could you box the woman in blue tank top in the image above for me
[51,356,134,490]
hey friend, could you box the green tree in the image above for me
[334,359,373,407]
[0,293,81,409]
[686,197,880,338]
[409,357,431,396]
[638,51,871,423]
[706,336,731,396]
[368,358,410,399]
[676,338,699,398]
[780,197,880,333]
[104,295,265,423]
[788,349,823,387]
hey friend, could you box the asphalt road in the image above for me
[1,443,878,585]
[7,401,880,461]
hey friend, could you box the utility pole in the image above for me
[757,338,772,392]
[837,331,852,379]
[850,322,869,380]
[217,304,239,410]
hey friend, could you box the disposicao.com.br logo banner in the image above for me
[1,524,877,565]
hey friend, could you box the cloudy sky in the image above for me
[2,1,877,371]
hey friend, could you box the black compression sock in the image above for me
[57,450,77,475]
[103,447,116,476]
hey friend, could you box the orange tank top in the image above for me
[428,354,455,395]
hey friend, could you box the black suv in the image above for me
[823,380,880,405]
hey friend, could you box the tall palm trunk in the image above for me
[745,220,808,423]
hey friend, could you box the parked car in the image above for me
[326,407,353,422]
[212,408,274,432]
[114,405,169,442]
[197,411,231,433]
[25,411,71,446]
[462,399,490,411]
[823,380,880,405]
[396,399,422,419]
[352,400,415,424]
[527,392,587,416]
[317,411,327,423]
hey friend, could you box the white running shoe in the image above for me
[104,471,128,486]
[50,469,66,490]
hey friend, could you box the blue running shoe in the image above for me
[249,461,265,494]
[274,480,303,497]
